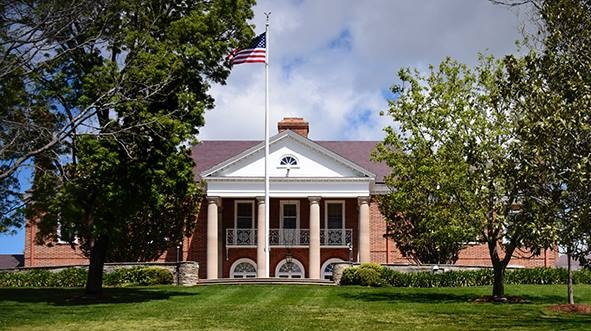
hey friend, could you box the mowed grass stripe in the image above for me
[1,285,591,330]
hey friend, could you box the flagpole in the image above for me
[264,12,271,278]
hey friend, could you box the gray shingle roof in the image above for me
[190,139,389,183]
[0,254,24,269]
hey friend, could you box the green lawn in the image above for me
[1,284,590,330]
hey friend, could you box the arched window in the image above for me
[279,155,299,168]
[275,258,305,278]
[321,258,345,280]
[230,258,257,278]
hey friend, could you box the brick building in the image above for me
[25,117,556,279]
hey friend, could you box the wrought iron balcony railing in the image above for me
[320,229,353,246]
[226,228,352,247]
[225,228,256,246]
[269,229,309,246]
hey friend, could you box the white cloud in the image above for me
[199,0,531,142]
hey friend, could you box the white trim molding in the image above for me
[274,258,305,278]
[230,258,257,278]
[201,130,375,179]
[205,177,371,198]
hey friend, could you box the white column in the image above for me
[358,196,371,263]
[206,196,221,279]
[256,196,267,278]
[308,196,321,279]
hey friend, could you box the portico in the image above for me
[201,128,375,279]
[205,194,371,279]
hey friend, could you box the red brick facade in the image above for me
[24,220,89,267]
[367,198,556,268]
[23,118,557,277]
[25,195,558,277]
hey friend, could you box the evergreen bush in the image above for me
[103,267,173,286]
[356,263,383,287]
[340,266,591,287]
[0,266,173,287]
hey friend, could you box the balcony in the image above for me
[225,228,352,247]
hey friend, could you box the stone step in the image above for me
[197,277,335,286]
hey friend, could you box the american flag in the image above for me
[228,33,266,65]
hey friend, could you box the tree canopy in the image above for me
[500,0,591,304]
[1,0,255,235]
[374,59,483,265]
[2,0,255,296]
[376,55,556,299]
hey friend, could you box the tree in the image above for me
[376,56,556,299]
[500,0,591,304]
[0,172,22,234]
[31,133,201,295]
[375,115,479,264]
[1,0,255,235]
[10,0,255,297]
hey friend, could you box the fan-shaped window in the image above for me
[279,155,299,168]
[230,258,257,278]
[275,258,305,278]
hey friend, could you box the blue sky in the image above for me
[1,0,532,254]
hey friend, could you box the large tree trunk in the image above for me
[492,262,506,300]
[567,249,574,304]
[486,235,513,301]
[85,234,109,298]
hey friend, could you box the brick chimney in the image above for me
[277,117,309,138]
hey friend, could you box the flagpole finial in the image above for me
[264,12,271,25]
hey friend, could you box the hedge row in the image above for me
[103,267,174,286]
[340,263,591,287]
[0,266,174,287]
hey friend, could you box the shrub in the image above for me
[103,267,173,286]
[132,267,174,285]
[0,269,53,287]
[339,267,360,285]
[0,266,173,288]
[356,263,384,287]
[1,270,52,287]
[505,268,566,285]
[573,269,591,284]
[381,268,406,287]
[339,265,591,288]
[49,268,87,287]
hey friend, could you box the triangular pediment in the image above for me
[201,131,374,179]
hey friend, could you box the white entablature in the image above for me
[201,130,375,197]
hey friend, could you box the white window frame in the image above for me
[234,200,255,229]
[280,200,300,229]
[274,258,305,278]
[230,258,257,278]
[277,154,300,169]
[321,258,345,280]
[324,200,345,230]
